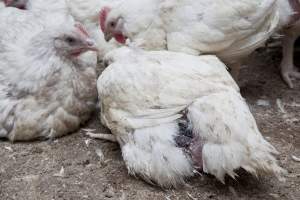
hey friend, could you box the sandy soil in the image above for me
[0,48,299,200]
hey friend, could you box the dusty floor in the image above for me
[0,48,299,200]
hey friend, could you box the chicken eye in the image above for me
[109,21,116,28]
[65,37,76,44]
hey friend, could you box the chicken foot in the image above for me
[83,129,117,142]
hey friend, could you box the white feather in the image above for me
[122,123,193,187]
[106,0,279,63]
[98,47,285,187]
[0,8,98,141]
[188,91,283,182]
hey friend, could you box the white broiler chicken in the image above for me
[93,47,285,187]
[0,8,98,141]
[99,0,280,79]
[276,0,300,88]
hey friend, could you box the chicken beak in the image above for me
[104,32,113,42]
[85,39,99,52]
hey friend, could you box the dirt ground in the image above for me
[0,47,299,200]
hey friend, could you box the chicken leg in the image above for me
[280,22,300,88]
[84,129,117,142]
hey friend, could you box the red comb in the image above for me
[99,7,111,33]
[75,23,90,37]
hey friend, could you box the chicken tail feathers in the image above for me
[187,90,286,182]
